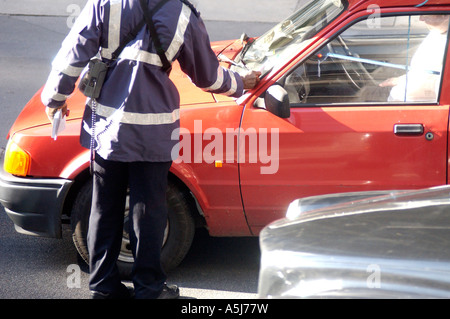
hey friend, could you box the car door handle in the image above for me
[394,124,424,136]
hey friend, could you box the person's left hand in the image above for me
[241,71,262,90]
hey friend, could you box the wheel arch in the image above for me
[62,163,208,231]
[168,167,207,230]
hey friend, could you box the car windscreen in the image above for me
[234,0,347,75]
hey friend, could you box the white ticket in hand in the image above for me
[51,109,66,141]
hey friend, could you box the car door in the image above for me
[239,12,450,234]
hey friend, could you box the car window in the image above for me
[283,14,450,106]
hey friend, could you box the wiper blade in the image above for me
[218,53,250,71]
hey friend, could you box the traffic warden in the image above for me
[41,0,261,299]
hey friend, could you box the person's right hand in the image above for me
[46,103,69,123]
[241,71,262,90]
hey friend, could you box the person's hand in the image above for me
[241,70,262,90]
[46,104,69,123]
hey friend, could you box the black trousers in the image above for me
[88,155,172,299]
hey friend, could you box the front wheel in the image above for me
[70,179,196,278]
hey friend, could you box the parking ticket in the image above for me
[51,109,66,141]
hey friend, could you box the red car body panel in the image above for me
[5,0,450,238]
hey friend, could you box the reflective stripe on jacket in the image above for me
[41,0,244,162]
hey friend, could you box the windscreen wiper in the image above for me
[218,53,250,71]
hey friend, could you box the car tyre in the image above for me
[70,178,196,278]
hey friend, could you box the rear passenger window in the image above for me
[284,14,450,105]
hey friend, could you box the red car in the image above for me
[2,0,450,275]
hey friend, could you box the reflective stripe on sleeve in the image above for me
[202,66,225,92]
[41,70,71,102]
[223,72,238,96]
[51,53,85,77]
[88,100,180,125]
[48,92,70,102]
[42,86,70,102]
[53,63,85,77]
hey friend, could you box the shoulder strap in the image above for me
[111,19,146,60]
[179,0,200,17]
[139,0,172,73]
[111,0,172,74]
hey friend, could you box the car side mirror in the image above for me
[255,84,291,119]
